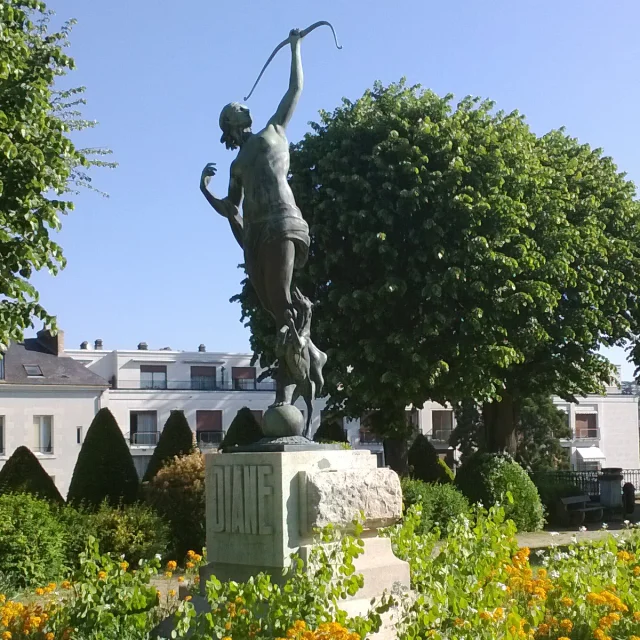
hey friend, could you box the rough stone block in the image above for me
[304,467,402,531]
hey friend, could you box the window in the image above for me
[250,410,263,426]
[432,410,454,442]
[359,413,381,444]
[76,426,83,444]
[232,367,256,390]
[575,413,598,439]
[130,411,158,445]
[140,365,167,390]
[196,410,223,447]
[33,415,53,454]
[0,416,4,455]
[24,364,43,377]
[191,366,216,391]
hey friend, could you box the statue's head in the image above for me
[219,102,252,150]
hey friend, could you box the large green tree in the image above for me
[0,1,113,351]
[234,81,640,459]
[451,395,571,471]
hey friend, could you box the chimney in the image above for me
[37,328,65,356]
[94,339,103,351]
[198,344,206,352]
[138,342,148,351]
[80,341,89,350]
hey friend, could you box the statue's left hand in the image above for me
[200,162,217,188]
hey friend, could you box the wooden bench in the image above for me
[556,495,604,526]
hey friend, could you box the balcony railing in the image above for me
[573,429,600,441]
[115,379,276,392]
[129,431,160,446]
[429,430,453,444]
[197,431,225,448]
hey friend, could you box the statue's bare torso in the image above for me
[232,124,300,222]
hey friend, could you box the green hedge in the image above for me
[0,493,67,587]
[0,445,63,503]
[455,453,544,532]
[143,410,194,482]
[68,408,139,508]
[408,435,452,484]
[401,477,469,534]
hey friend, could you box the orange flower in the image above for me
[168,589,176,598]
[165,571,173,578]
[98,571,107,581]
[186,562,195,570]
[166,560,177,571]
[120,561,129,571]
[45,633,54,640]
[225,621,232,630]
[185,595,192,602]
[559,619,572,632]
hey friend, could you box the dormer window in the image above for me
[24,364,43,377]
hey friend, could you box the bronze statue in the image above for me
[200,24,339,438]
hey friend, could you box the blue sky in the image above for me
[37,0,639,377]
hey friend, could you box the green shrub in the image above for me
[67,408,139,508]
[55,503,98,570]
[408,434,451,484]
[143,452,205,559]
[455,453,544,532]
[90,501,171,566]
[313,419,348,443]
[0,493,67,587]
[438,458,455,483]
[401,477,469,534]
[221,407,263,449]
[0,445,64,503]
[143,410,194,482]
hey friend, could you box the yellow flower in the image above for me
[537,623,549,635]
[635,566,640,576]
[186,562,195,570]
[166,561,177,571]
[164,571,173,578]
[225,621,232,631]
[46,633,54,640]
[187,550,196,559]
[98,571,107,581]
[235,596,244,604]
[493,608,504,620]
[557,637,570,640]
[479,611,492,621]
[617,550,634,562]
[120,561,129,571]
[61,581,72,589]
[454,618,464,627]
[223,637,231,640]
[634,611,640,621]
[559,619,572,632]
[185,595,192,601]
[35,588,45,596]
[178,576,184,583]
[168,589,176,598]
[560,597,573,607]
[2,632,11,640]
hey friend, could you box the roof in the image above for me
[0,339,109,388]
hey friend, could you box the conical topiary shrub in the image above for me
[143,410,194,482]
[313,419,348,443]
[221,408,263,449]
[408,434,451,484]
[0,446,63,503]
[67,408,139,508]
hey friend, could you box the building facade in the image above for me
[1,332,638,496]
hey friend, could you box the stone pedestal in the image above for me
[201,448,409,599]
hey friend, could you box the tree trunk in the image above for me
[483,394,516,454]
[383,438,409,476]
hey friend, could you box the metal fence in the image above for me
[531,469,640,497]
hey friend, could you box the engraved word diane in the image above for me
[210,464,274,535]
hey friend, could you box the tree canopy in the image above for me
[0,1,113,351]
[234,80,640,450]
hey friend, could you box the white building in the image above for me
[0,330,638,497]
[555,392,640,471]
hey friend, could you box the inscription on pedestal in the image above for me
[210,464,274,535]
